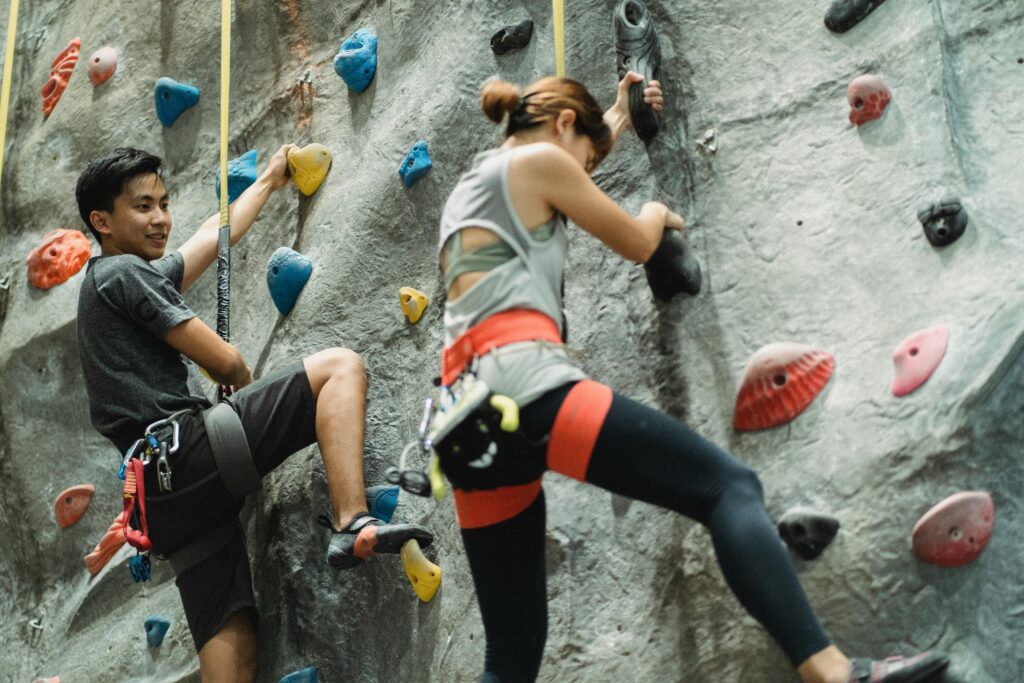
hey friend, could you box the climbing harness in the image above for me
[0,0,20,196]
[552,0,565,77]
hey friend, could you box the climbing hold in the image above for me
[215,149,258,205]
[825,0,889,34]
[912,491,994,567]
[144,616,171,648]
[266,247,313,315]
[491,19,534,55]
[334,28,378,93]
[847,74,891,126]
[778,507,840,560]
[401,539,442,602]
[54,484,95,529]
[399,140,433,188]
[87,47,117,87]
[399,287,429,324]
[84,512,128,577]
[614,0,661,143]
[31,678,60,683]
[287,144,332,196]
[643,229,701,301]
[366,484,400,524]
[279,667,319,683]
[26,229,91,289]
[892,324,949,397]
[41,37,81,118]
[733,343,835,431]
[918,197,968,247]
[154,77,200,127]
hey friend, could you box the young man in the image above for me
[75,146,432,681]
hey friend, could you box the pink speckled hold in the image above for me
[26,229,91,289]
[912,491,994,567]
[88,46,118,86]
[892,324,949,397]
[733,342,835,431]
[847,74,891,125]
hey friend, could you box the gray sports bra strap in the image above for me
[443,217,559,290]
[203,401,260,499]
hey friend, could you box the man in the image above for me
[75,146,432,681]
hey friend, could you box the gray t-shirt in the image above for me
[77,251,211,453]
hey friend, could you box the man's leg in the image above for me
[197,611,257,683]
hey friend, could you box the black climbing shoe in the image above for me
[614,0,661,144]
[825,0,889,34]
[644,229,701,301]
[318,512,433,570]
[777,507,840,560]
[491,19,534,55]
[918,197,968,248]
[847,652,949,683]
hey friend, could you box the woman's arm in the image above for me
[603,72,663,145]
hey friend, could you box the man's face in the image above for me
[93,174,172,260]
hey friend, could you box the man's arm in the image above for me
[178,144,295,293]
[164,317,253,388]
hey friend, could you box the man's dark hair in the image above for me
[75,148,164,243]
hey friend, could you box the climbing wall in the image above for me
[1,0,1022,681]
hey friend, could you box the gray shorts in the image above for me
[143,360,317,652]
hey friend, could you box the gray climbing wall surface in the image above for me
[1,0,1022,680]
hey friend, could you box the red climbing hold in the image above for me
[88,47,117,87]
[847,74,891,125]
[912,491,994,567]
[83,512,128,577]
[733,343,835,431]
[54,484,95,528]
[26,229,91,289]
[41,38,81,118]
[892,324,949,397]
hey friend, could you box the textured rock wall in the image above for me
[1,0,1022,681]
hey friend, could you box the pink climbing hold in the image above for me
[891,324,949,397]
[912,491,994,568]
[88,47,118,87]
[733,343,835,431]
[26,229,91,289]
[847,74,891,125]
[84,511,128,577]
[54,484,95,529]
[32,678,60,683]
[41,37,81,117]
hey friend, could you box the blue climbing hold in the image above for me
[154,77,200,127]
[267,247,313,316]
[399,140,432,188]
[279,666,318,683]
[366,484,399,523]
[334,28,377,93]
[215,149,258,205]
[144,616,171,648]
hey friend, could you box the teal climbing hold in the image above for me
[215,150,258,205]
[267,247,313,316]
[334,28,377,93]
[399,140,432,188]
[144,616,171,648]
[367,484,399,523]
[279,666,318,683]
[155,77,200,127]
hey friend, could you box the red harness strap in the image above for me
[441,309,562,384]
[122,458,152,552]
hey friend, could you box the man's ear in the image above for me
[89,210,113,237]
[553,108,577,136]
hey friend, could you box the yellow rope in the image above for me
[0,0,21,197]
[219,0,230,226]
[552,0,565,77]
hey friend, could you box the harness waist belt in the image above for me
[203,401,260,499]
[442,308,562,384]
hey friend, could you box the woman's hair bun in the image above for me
[480,79,522,123]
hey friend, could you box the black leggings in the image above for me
[458,382,831,682]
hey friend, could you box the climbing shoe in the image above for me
[318,512,433,570]
[614,0,661,143]
[847,652,949,683]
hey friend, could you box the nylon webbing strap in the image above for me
[552,0,565,77]
[216,0,231,344]
[203,401,260,498]
[166,520,240,576]
[0,0,21,197]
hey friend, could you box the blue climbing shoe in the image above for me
[154,77,200,127]
[215,149,258,205]
[318,512,433,570]
[334,28,378,93]
[266,247,313,316]
[398,140,432,188]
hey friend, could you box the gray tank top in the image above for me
[439,146,586,405]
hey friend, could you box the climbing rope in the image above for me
[552,0,565,77]
[0,0,20,198]
[216,0,231,391]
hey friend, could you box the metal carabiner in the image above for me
[119,438,146,480]
[156,440,173,492]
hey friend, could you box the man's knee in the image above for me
[305,347,365,395]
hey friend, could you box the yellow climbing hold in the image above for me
[399,286,429,324]
[287,143,332,196]
[401,539,442,602]
[428,454,446,500]
[489,394,520,432]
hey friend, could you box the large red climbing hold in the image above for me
[912,491,994,567]
[847,74,891,126]
[892,324,949,397]
[88,46,118,87]
[26,229,91,289]
[54,484,95,528]
[733,343,835,431]
[83,511,128,577]
[41,38,81,117]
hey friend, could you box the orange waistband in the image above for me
[442,309,562,384]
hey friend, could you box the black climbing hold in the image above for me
[918,196,968,247]
[490,19,533,55]
[778,507,840,560]
[824,0,889,34]
[644,229,701,301]
[614,0,661,144]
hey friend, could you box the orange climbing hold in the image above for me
[87,46,118,87]
[83,511,128,577]
[733,343,835,431]
[26,229,91,289]
[54,484,95,528]
[891,324,949,397]
[41,38,81,118]
[912,491,994,567]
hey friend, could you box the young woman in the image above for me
[435,72,950,683]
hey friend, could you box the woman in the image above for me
[436,72,949,683]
